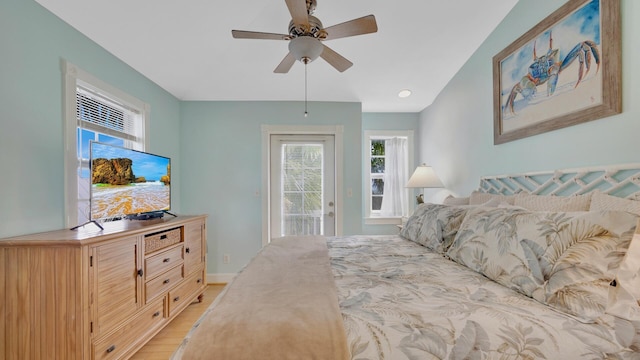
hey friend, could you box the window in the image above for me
[364,130,414,224]
[63,61,149,227]
[370,139,386,212]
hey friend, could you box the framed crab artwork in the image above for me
[492,0,621,145]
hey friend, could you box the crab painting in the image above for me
[505,31,600,115]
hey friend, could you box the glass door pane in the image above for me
[270,135,335,239]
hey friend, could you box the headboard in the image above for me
[478,163,640,200]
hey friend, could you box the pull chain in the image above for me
[304,59,308,117]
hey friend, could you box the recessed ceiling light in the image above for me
[398,89,412,98]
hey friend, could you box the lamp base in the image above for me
[416,194,424,204]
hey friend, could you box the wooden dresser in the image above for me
[0,215,207,360]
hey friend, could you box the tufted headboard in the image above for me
[478,163,640,200]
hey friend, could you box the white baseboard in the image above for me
[207,273,235,284]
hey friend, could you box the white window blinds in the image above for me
[76,87,140,142]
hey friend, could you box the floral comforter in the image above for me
[328,235,640,360]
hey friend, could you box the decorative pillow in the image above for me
[514,193,592,211]
[607,218,640,321]
[400,204,471,253]
[469,190,516,205]
[590,190,640,215]
[399,203,431,243]
[443,195,470,206]
[447,207,638,323]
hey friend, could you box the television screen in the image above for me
[90,142,171,220]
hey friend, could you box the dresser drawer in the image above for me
[145,227,182,253]
[145,265,183,303]
[145,245,184,280]
[168,266,206,317]
[93,298,166,360]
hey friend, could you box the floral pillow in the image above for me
[607,218,640,321]
[399,203,430,243]
[446,207,638,323]
[400,204,471,253]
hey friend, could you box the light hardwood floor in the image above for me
[130,284,226,360]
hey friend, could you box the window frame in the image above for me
[363,130,414,224]
[63,61,149,228]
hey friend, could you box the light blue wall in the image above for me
[0,0,181,238]
[0,0,375,276]
[10,0,626,278]
[179,101,363,274]
[419,0,640,200]
[361,113,420,235]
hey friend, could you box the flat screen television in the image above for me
[89,141,172,221]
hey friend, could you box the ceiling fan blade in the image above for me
[285,0,309,27]
[232,30,289,40]
[320,45,353,72]
[274,52,296,73]
[323,15,378,41]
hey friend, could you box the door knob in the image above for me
[328,201,334,207]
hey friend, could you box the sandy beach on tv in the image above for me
[91,182,170,219]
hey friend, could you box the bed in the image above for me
[172,165,640,359]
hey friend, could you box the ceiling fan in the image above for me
[231,0,378,73]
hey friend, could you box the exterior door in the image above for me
[270,135,336,239]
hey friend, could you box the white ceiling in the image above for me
[35,0,518,113]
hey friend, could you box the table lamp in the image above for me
[406,164,444,204]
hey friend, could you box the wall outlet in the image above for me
[223,254,230,264]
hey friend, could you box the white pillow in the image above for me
[468,190,515,205]
[514,193,592,212]
[442,195,470,206]
[590,190,640,215]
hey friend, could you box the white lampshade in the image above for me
[289,37,323,62]
[406,164,444,188]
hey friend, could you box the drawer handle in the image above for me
[106,345,116,353]
[137,269,144,277]
[197,278,202,283]
[160,234,167,240]
[153,311,161,318]
[185,247,190,254]
[163,279,171,284]
[163,258,171,263]
[173,296,180,302]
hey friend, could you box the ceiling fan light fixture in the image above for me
[289,36,323,63]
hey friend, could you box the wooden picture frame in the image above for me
[492,0,621,145]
